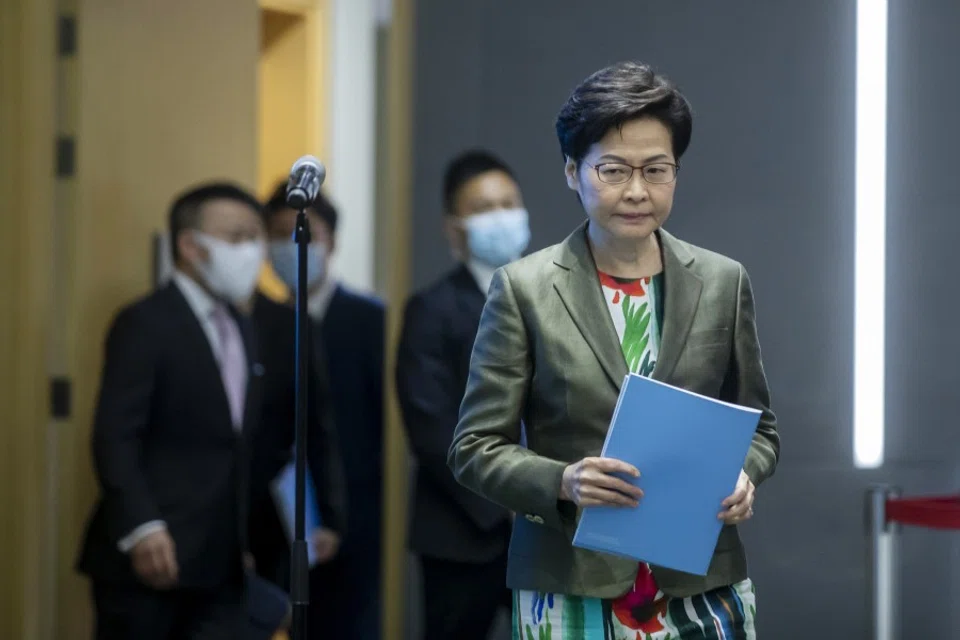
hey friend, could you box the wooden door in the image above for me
[55,1,260,636]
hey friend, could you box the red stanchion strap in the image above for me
[886,494,960,530]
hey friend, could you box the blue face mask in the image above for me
[268,240,326,290]
[462,207,531,268]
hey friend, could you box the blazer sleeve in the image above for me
[396,293,508,531]
[729,265,780,486]
[309,333,347,535]
[447,268,571,533]
[91,306,163,543]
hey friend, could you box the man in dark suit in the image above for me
[262,183,385,640]
[77,183,276,639]
[395,150,531,640]
[247,289,347,591]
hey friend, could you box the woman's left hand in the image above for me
[718,469,755,524]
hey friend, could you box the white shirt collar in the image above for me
[465,259,496,297]
[172,269,217,321]
[307,275,339,321]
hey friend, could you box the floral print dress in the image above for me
[512,271,757,640]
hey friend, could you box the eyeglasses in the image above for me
[588,162,679,185]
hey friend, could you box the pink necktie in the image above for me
[211,305,248,430]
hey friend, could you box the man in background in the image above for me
[396,150,531,640]
[262,182,385,640]
[248,236,349,607]
[77,183,270,639]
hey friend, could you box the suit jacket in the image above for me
[397,265,512,563]
[318,285,385,550]
[448,223,780,598]
[248,294,347,577]
[77,283,263,589]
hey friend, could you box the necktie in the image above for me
[211,305,248,430]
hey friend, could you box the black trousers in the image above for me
[92,581,264,640]
[308,537,382,640]
[419,553,511,640]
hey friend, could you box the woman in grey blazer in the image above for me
[447,61,780,639]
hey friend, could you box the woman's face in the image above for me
[565,117,677,243]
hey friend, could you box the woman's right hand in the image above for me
[559,457,644,508]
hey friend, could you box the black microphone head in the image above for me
[286,155,326,209]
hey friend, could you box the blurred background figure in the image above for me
[247,192,350,622]
[262,182,386,640]
[396,150,530,640]
[75,184,270,639]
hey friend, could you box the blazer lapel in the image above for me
[452,265,487,326]
[650,229,703,383]
[166,284,235,428]
[552,224,629,391]
[551,225,704,391]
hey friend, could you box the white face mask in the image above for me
[462,207,531,268]
[268,240,326,291]
[193,232,265,304]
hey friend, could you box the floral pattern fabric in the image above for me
[598,271,660,377]
[514,580,757,640]
[512,271,757,639]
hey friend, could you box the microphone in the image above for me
[285,155,326,209]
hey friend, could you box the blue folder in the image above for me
[572,373,761,576]
[270,460,322,568]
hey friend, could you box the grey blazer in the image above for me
[447,222,780,599]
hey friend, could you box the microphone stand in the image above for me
[290,208,311,640]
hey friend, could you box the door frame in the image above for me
[379,0,415,638]
[0,0,58,638]
[257,0,329,195]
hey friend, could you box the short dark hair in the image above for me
[262,180,339,235]
[442,149,515,215]
[168,182,262,262]
[555,61,693,165]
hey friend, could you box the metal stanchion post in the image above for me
[866,485,900,640]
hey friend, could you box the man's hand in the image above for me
[311,527,341,564]
[719,469,755,524]
[560,457,644,508]
[131,529,179,589]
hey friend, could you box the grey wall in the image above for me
[408,1,960,637]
